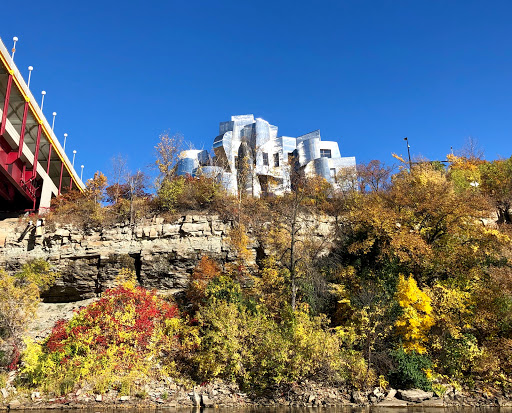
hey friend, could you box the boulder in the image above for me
[386,388,397,399]
[351,390,367,404]
[397,389,434,402]
[420,398,445,406]
[201,394,215,407]
[376,398,409,407]
[191,391,201,406]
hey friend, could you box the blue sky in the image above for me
[2,0,512,182]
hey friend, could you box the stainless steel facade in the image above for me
[177,115,356,196]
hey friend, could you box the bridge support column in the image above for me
[17,100,29,158]
[6,100,30,164]
[39,178,53,211]
[58,162,63,195]
[46,143,52,175]
[31,124,42,180]
[0,71,13,136]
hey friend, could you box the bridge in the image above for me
[0,36,84,212]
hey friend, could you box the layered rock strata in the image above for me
[0,214,334,302]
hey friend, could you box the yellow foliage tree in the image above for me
[0,260,58,368]
[227,223,252,264]
[395,274,434,354]
[86,171,108,204]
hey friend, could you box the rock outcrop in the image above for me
[0,213,334,302]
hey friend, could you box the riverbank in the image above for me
[3,377,512,410]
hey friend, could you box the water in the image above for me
[19,407,504,413]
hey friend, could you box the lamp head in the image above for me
[52,112,57,116]
[41,91,46,95]
[28,66,33,71]
[64,133,68,137]
[13,37,18,42]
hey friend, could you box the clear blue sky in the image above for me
[2,0,512,182]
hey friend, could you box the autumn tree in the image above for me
[446,153,484,193]
[125,170,149,224]
[0,260,58,368]
[186,256,221,311]
[394,274,434,354]
[86,171,108,204]
[479,157,512,224]
[357,160,393,193]
[458,136,484,161]
[334,163,499,287]
[107,154,128,204]
[265,175,333,310]
[155,132,183,186]
[332,279,394,386]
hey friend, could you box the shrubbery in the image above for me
[0,260,57,370]
[388,348,432,391]
[157,175,224,212]
[194,301,356,391]
[21,278,194,395]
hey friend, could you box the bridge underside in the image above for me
[0,38,83,212]
[0,123,42,211]
[0,172,34,211]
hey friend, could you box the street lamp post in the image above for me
[52,112,57,131]
[11,37,18,60]
[404,137,412,172]
[80,165,84,181]
[72,150,77,167]
[63,133,68,151]
[40,91,46,112]
[27,66,33,88]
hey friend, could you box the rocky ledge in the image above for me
[0,214,334,303]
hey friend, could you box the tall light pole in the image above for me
[52,112,57,131]
[63,133,68,151]
[80,165,84,181]
[404,137,412,172]
[27,66,33,88]
[72,150,77,167]
[11,37,18,60]
[40,91,46,112]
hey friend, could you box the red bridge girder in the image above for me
[0,39,83,212]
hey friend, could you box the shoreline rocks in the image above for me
[1,380,510,410]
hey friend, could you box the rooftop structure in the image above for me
[177,114,356,196]
[0,36,84,211]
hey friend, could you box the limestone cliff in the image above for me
[0,214,334,303]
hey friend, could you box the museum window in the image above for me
[320,149,332,158]
[274,153,280,167]
[263,152,269,166]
